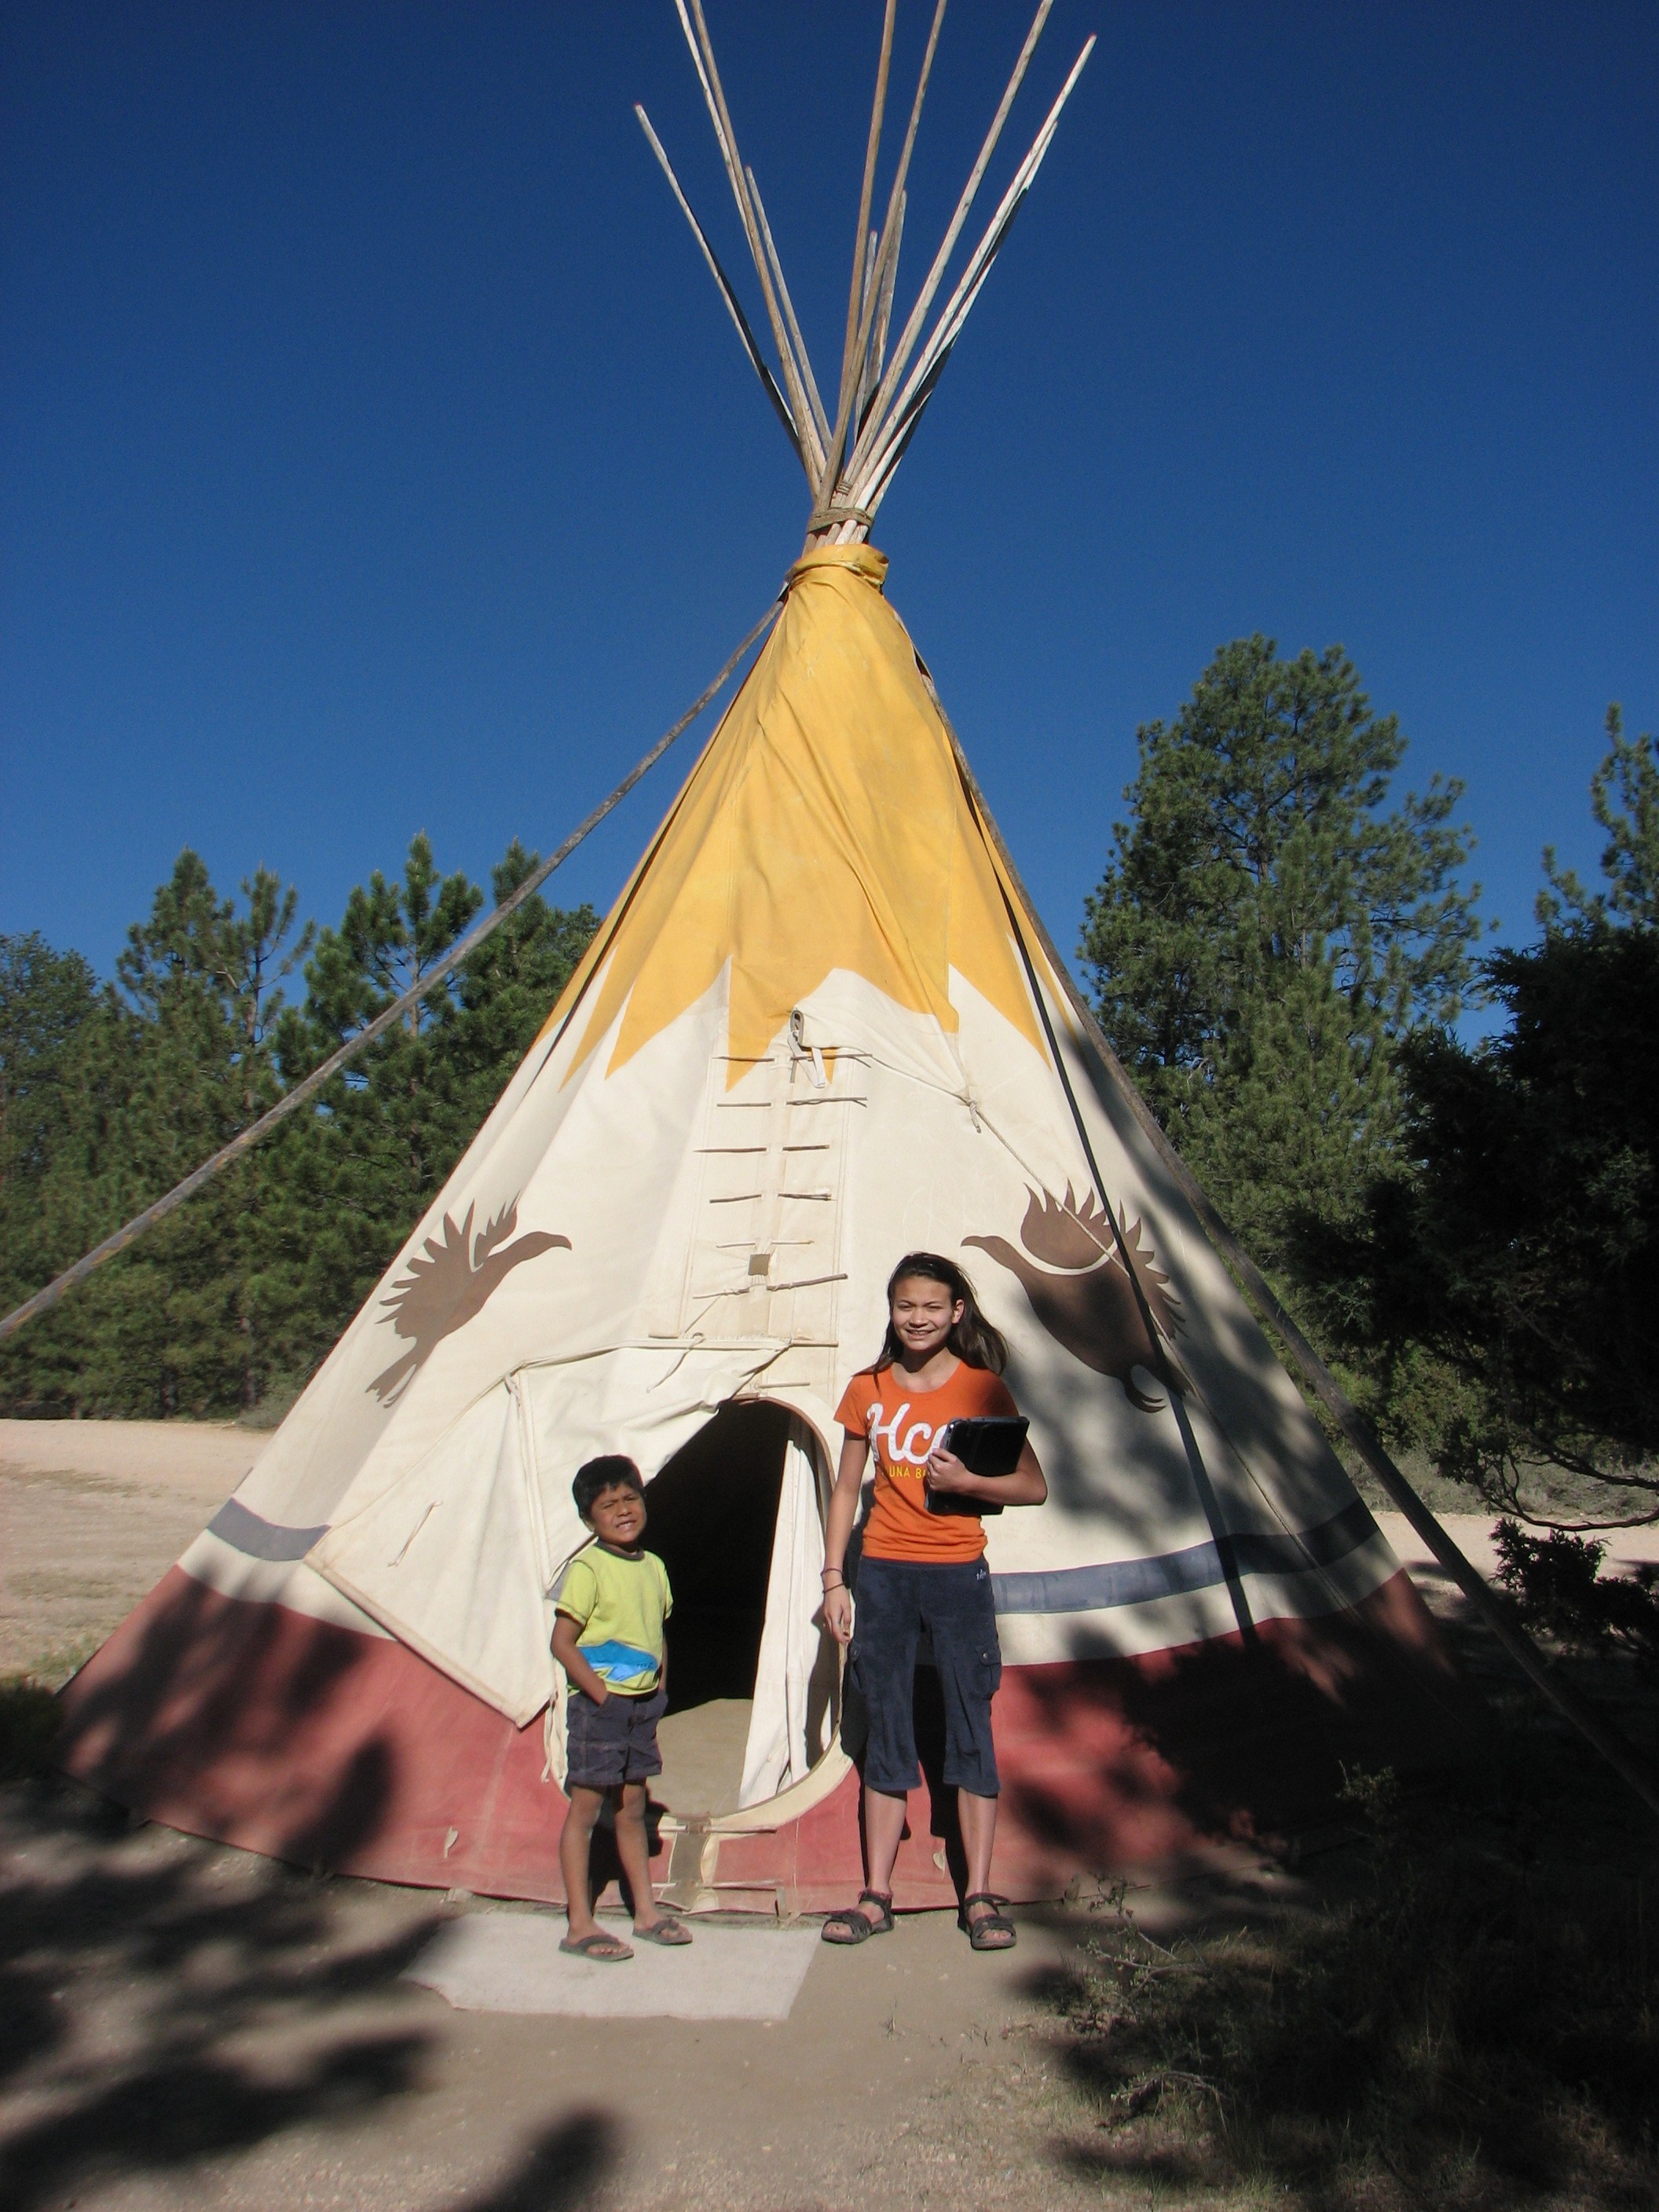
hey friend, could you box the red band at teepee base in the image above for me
[57,1562,1465,1910]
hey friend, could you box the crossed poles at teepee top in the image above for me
[635,0,1095,548]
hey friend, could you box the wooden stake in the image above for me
[844,0,1054,493]
[634,107,804,466]
[747,166,830,454]
[676,0,821,478]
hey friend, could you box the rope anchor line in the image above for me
[0,599,782,1349]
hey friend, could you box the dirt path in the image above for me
[0,1418,1326,2210]
[0,1421,267,1679]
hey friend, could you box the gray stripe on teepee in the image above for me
[990,1497,1380,1617]
[207,1498,329,1562]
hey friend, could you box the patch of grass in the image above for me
[0,1674,63,1782]
[13,1635,101,1691]
[236,1372,311,1430]
[1348,1446,1487,1519]
[1048,1727,1659,2209]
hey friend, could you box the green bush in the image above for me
[1495,1517,1659,1670]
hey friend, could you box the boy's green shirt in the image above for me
[555,1542,672,1695]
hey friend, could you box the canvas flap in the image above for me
[309,1378,552,1725]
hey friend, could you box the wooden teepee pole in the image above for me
[677,0,823,481]
[843,0,1053,495]
[852,37,1094,511]
[848,2,947,452]
[815,0,899,514]
[747,167,831,453]
[635,107,802,455]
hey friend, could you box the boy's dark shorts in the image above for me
[849,1554,1002,1797]
[566,1681,667,1790]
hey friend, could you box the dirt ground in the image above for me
[3,1419,1656,2210]
[0,1421,269,1679]
[5,1776,1328,2212]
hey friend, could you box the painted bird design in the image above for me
[965,1185,1185,1413]
[369,1198,570,1405]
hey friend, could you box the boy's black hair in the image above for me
[572,1454,644,1522]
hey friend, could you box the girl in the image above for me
[819,1253,1046,1950]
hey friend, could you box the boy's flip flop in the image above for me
[559,1930,634,1961]
[632,1916,694,1946]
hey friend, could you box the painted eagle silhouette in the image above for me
[369,1199,570,1405]
[965,1185,1186,1413]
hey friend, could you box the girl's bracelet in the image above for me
[821,1571,846,1589]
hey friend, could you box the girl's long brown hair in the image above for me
[870,1252,1007,1375]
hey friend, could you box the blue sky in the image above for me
[3,2,1654,994]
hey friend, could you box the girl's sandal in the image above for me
[559,1929,634,1961]
[633,1915,694,1946]
[961,1892,1016,1950]
[820,1889,895,1944]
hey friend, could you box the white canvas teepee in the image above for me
[58,6,1467,1910]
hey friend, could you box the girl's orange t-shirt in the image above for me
[835,1360,1019,1564]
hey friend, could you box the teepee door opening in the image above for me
[643,1400,837,1819]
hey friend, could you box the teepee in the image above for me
[57,2,1467,1910]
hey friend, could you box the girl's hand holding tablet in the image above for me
[921,1437,972,1495]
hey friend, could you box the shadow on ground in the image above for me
[0,1778,622,2212]
[1020,1605,1659,2211]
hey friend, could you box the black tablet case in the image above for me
[922,1415,1029,1516]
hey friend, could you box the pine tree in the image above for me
[1301,708,1659,1518]
[265,835,597,1380]
[102,854,311,1414]
[0,933,101,1279]
[0,935,108,1411]
[447,840,599,1131]
[1537,705,1659,935]
[0,859,311,1414]
[1080,637,1482,1263]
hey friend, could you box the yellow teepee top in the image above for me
[544,545,1042,1083]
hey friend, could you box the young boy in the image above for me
[551,1454,692,1959]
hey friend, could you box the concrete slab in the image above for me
[406,1914,820,2021]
